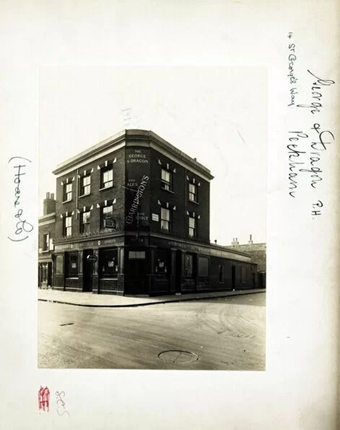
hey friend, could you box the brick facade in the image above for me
[39,129,260,295]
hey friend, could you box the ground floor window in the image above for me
[241,266,247,283]
[39,263,49,283]
[185,253,195,277]
[55,255,63,275]
[198,256,209,277]
[155,249,169,274]
[65,252,78,277]
[100,248,118,277]
[219,264,224,282]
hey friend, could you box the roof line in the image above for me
[52,129,213,179]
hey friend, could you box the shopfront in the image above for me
[52,234,257,296]
[38,261,53,288]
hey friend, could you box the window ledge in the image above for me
[189,200,199,205]
[161,188,174,194]
[62,199,73,204]
[79,193,91,199]
[99,185,114,191]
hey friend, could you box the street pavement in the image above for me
[38,288,265,307]
[38,292,266,370]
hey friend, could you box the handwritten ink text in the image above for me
[8,157,34,242]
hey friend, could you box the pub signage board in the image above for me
[125,147,150,230]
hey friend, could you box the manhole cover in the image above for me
[158,350,199,364]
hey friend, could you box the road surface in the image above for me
[38,293,266,370]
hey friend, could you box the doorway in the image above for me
[126,250,148,294]
[47,262,52,286]
[83,249,93,292]
[232,265,236,290]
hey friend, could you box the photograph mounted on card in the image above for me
[37,66,267,370]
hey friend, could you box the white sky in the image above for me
[39,66,267,244]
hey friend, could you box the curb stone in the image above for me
[38,289,266,309]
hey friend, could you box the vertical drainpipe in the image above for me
[75,168,79,220]
[75,168,80,290]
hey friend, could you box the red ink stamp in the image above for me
[38,386,50,412]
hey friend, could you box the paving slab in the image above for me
[38,288,266,308]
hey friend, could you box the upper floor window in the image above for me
[101,167,113,189]
[101,205,114,229]
[80,210,91,234]
[161,169,172,191]
[161,207,171,231]
[43,233,49,251]
[63,183,72,202]
[188,216,197,237]
[63,215,72,237]
[189,183,197,202]
[80,175,91,196]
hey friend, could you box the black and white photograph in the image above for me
[38,67,267,370]
[2,1,339,429]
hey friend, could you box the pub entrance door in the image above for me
[126,250,148,295]
[83,249,93,292]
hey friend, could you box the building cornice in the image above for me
[52,130,214,181]
[38,213,56,225]
[52,130,126,175]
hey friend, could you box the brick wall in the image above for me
[149,148,210,242]
[55,147,126,240]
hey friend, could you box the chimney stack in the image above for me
[43,191,56,215]
[248,234,253,245]
[232,238,239,247]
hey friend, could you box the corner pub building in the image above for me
[43,129,258,296]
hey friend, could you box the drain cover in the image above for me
[158,350,199,364]
[59,323,74,326]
